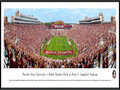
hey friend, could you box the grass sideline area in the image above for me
[40,36,78,60]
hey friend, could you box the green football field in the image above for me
[40,36,78,60]
[46,36,72,51]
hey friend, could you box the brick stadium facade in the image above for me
[11,11,40,24]
[46,21,72,36]
[46,21,72,29]
[79,13,104,24]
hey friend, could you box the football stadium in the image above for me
[4,10,116,68]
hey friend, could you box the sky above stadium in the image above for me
[4,8,116,23]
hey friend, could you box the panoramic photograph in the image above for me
[3,8,116,68]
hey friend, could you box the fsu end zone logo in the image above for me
[112,70,116,78]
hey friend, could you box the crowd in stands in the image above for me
[4,23,116,68]
[66,23,116,68]
[51,29,68,36]
[4,23,52,68]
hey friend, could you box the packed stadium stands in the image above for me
[4,21,116,68]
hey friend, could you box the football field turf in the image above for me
[41,36,78,60]
[46,36,72,51]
